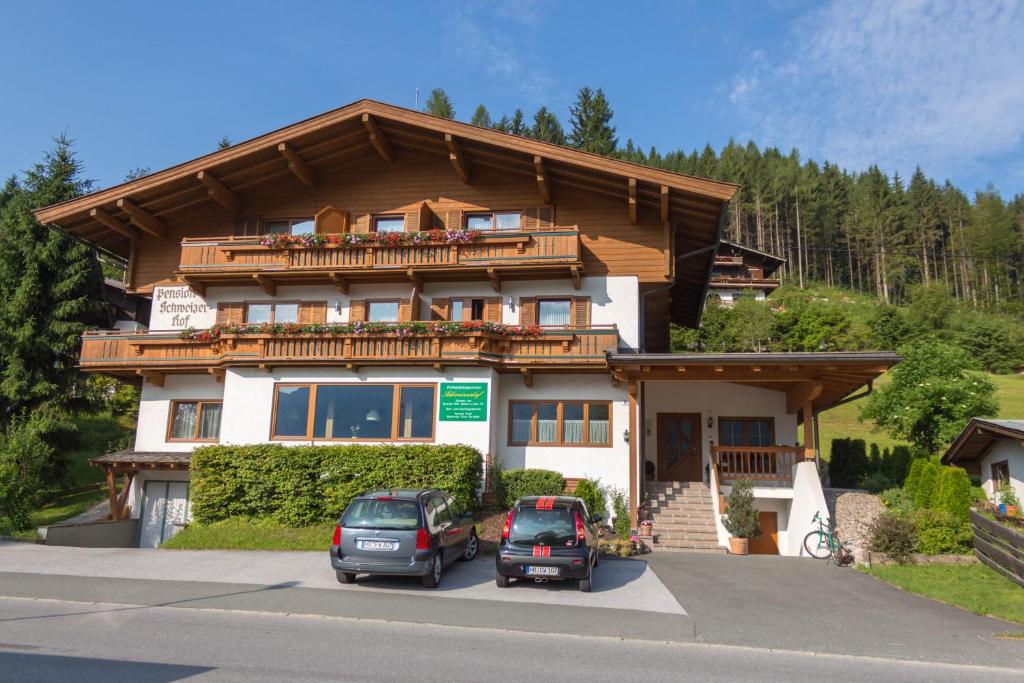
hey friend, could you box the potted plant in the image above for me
[721,479,760,555]
[639,519,653,537]
[998,480,1019,517]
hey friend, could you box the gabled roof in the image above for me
[718,240,786,275]
[942,418,1024,465]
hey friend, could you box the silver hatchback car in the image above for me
[330,489,479,588]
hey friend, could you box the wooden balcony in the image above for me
[712,445,802,485]
[176,227,583,292]
[79,325,618,380]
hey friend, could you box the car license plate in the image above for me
[525,565,559,576]
[357,539,397,551]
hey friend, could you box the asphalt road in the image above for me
[2,596,1023,682]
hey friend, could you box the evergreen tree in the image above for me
[509,109,527,136]
[470,104,492,128]
[124,167,151,182]
[217,136,231,150]
[424,88,455,119]
[492,114,512,134]
[568,86,617,155]
[529,107,566,145]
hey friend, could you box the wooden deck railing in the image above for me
[178,227,582,275]
[79,325,618,373]
[711,445,800,484]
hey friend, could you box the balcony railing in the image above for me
[79,325,618,375]
[711,445,801,485]
[177,227,582,278]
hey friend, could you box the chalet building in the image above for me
[35,100,896,553]
[707,240,785,305]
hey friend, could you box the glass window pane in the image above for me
[588,403,610,444]
[247,303,272,324]
[749,419,772,447]
[170,403,198,439]
[265,220,290,234]
[198,403,222,439]
[314,385,394,439]
[494,212,521,231]
[274,386,310,437]
[511,403,533,443]
[290,219,314,234]
[466,214,492,230]
[719,419,744,447]
[562,403,584,444]
[398,386,434,439]
[275,303,299,323]
[450,300,464,322]
[536,403,557,443]
[374,216,405,233]
[538,300,571,326]
[470,299,485,321]
[367,301,399,322]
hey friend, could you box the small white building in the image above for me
[943,418,1024,505]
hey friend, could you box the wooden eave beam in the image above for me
[787,381,824,414]
[115,198,168,239]
[570,265,582,290]
[196,171,242,214]
[362,114,394,163]
[181,276,206,297]
[253,274,276,296]
[628,178,638,224]
[534,156,551,204]
[330,272,349,294]
[487,267,501,293]
[444,134,470,183]
[136,369,164,387]
[89,208,139,242]
[660,185,670,223]
[277,142,318,189]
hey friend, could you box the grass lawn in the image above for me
[67,411,135,486]
[0,489,107,540]
[162,518,334,551]
[865,563,1024,624]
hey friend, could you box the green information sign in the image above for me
[439,382,488,421]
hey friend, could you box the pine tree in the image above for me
[528,107,566,145]
[568,86,617,155]
[424,88,455,119]
[509,109,527,136]
[124,167,151,182]
[470,104,492,128]
[492,114,511,134]
[217,136,231,150]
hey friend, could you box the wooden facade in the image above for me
[707,240,785,300]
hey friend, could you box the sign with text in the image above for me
[438,383,488,421]
[150,286,214,330]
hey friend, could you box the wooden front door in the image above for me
[749,511,779,555]
[657,412,702,482]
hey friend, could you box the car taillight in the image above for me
[416,527,431,550]
[332,525,342,546]
[574,511,586,543]
[501,509,515,542]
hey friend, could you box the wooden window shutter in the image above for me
[314,207,350,234]
[430,299,448,321]
[404,210,419,232]
[216,302,244,325]
[349,299,366,322]
[522,208,538,229]
[298,301,327,324]
[417,202,434,232]
[519,297,537,326]
[484,296,502,323]
[398,298,412,322]
[445,209,463,230]
[537,206,554,227]
[571,296,591,328]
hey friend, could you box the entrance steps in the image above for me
[644,481,725,553]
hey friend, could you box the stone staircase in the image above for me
[644,481,725,553]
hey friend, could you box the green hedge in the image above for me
[494,468,565,508]
[190,443,483,526]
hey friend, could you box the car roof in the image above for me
[360,489,436,500]
[516,495,579,509]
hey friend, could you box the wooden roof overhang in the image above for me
[32,99,737,327]
[941,419,1024,466]
[90,449,192,472]
[718,240,786,276]
[608,351,899,415]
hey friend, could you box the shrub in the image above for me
[190,443,483,526]
[903,458,926,500]
[829,438,868,488]
[997,479,1020,507]
[495,468,565,509]
[859,471,895,494]
[721,480,760,539]
[868,511,917,563]
[913,460,941,509]
[610,488,631,539]
[882,446,913,486]
[933,466,972,520]
[913,509,972,555]
[573,478,606,520]
[880,487,916,517]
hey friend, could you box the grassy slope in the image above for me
[67,412,134,486]
[162,518,334,551]
[0,490,107,539]
[866,563,1024,625]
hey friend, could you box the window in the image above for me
[470,298,485,321]
[992,461,1010,488]
[465,211,522,231]
[367,300,400,322]
[537,299,571,326]
[449,299,464,322]
[373,215,405,233]
[509,401,612,447]
[246,302,299,324]
[168,400,222,441]
[719,418,775,447]
[425,496,451,532]
[272,383,436,441]
[265,218,314,235]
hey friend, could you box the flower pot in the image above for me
[1007,505,1019,518]
[640,525,652,537]
[729,537,749,555]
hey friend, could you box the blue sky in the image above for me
[2,1,1022,198]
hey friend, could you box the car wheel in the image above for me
[579,564,592,593]
[422,553,443,588]
[495,572,510,588]
[592,551,599,568]
[336,571,356,584]
[460,530,479,561]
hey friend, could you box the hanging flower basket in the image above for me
[178,320,545,343]
[257,230,483,250]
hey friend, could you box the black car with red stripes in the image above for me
[495,495,601,592]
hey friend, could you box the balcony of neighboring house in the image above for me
[78,322,619,381]
[711,444,803,486]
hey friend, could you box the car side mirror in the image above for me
[590,514,603,523]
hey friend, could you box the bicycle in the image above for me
[803,511,845,566]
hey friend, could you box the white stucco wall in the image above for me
[980,439,1024,503]
[136,374,225,451]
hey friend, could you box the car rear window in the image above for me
[342,499,421,530]
[508,507,576,547]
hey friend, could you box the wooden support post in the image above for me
[660,185,670,223]
[487,267,501,292]
[105,468,118,521]
[628,178,638,225]
[534,155,551,204]
[89,208,139,241]
[802,401,815,460]
[330,272,349,294]
[628,382,639,530]
[277,142,318,188]
[570,265,581,290]
[362,114,394,163]
[116,198,169,239]
[253,274,276,296]
[181,276,206,297]
[444,134,470,183]
[196,171,242,214]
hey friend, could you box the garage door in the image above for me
[139,481,191,548]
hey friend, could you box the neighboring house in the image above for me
[103,278,150,331]
[942,418,1024,505]
[34,99,896,553]
[707,240,784,305]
